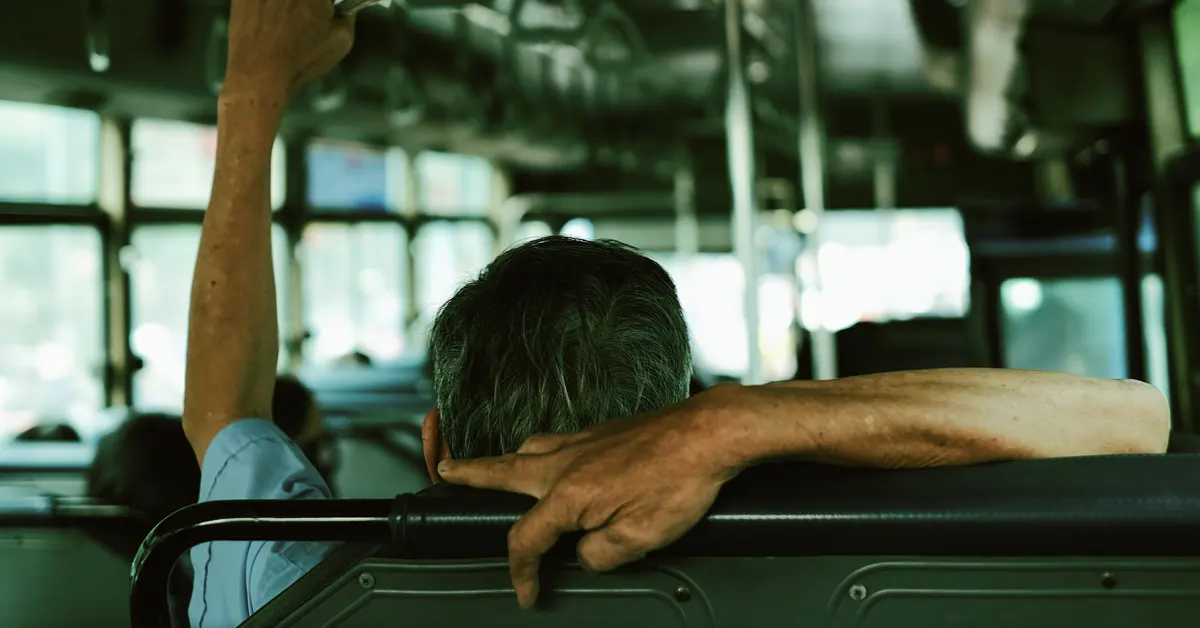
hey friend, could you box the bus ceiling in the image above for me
[0,0,1175,181]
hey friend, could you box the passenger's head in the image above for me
[422,236,691,476]
[273,375,336,486]
[87,413,198,523]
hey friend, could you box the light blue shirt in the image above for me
[189,419,335,628]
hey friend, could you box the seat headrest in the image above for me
[398,454,1200,559]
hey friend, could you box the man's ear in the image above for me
[421,409,451,484]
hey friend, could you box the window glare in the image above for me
[301,223,408,364]
[800,209,969,331]
[413,222,494,348]
[132,119,286,209]
[0,101,99,204]
[417,151,493,216]
[0,226,104,436]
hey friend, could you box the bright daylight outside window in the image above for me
[0,102,104,438]
[798,209,970,333]
[0,101,98,204]
[129,225,289,412]
[131,119,286,209]
[302,223,408,365]
[416,151,493,216]
[413,221,494,350]
[0,228,104,437]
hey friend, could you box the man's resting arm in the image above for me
[729,368,1170,470]
[439,368,1170,608]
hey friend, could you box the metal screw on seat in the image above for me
[358,572,376,589]
[849,585,867,601]
[675,586,692,603]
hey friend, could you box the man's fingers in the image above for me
[576,524,649,573]
[438,453,554,498]
[508,499,576,609]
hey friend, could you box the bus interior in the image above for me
[2,0,1200,626]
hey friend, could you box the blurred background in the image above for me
[0,0,1197,472]
[3,1,1200,624]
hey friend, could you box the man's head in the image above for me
[423,236,691,475]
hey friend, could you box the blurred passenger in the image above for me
[178,2,1170,624]
[335,350,372,367]
[87,413,197,628]
[273,374,337,489]
[15,422,81,442]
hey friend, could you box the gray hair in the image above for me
[430,235,692,459]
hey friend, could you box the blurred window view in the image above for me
[1001,277,1126,379]
[514,220,554,244]
[415,151,493,216]
[130,225,289,412]
[131,119,286,210]
[0,101,99,204]
[0,227,104,437]
[653,253,799,382]
[412,221,494,347]
[1000,275,1170,395]
[798,209,970,333]
[307,141,408,212]
[302,223,408,365]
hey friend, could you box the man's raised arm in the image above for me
[182,0,354,463]
[439,368,1170,608]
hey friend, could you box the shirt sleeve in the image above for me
[188,419,336,628]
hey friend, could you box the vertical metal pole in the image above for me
[725,0,765,385]
[1140,6,1197,429]
[872,98,896,211]
[281,137,310,372]
[795,0,837,381]
[403,151,422,343]
[674,161,699,257]
[1112,152,1147,382]
[98,117,133,407]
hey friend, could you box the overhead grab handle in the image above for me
[84,0,111,73]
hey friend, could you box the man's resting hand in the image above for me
[438,385,747,609]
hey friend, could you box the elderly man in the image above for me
[180,1,1169,625]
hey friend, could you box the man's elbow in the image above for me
[1111,379,1171,454]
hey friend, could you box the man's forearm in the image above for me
[714,369,1170,471]
[183,94,283,460]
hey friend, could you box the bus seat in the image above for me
[0,488,148,628]
[132,454,1200,628]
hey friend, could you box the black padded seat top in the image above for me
[396,454,1200,559]
[131,454,1200,627]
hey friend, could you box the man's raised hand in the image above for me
[224,0,356,102]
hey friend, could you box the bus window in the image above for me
[301,223,408,365]
[0,101,98,204]
[307,141,407,212]
[129,225,288,411]
[412,221,494,345]
[0,227,104,436]
[131,119,286,210]
[415,152,493,216]
[1001,277,1126,380]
